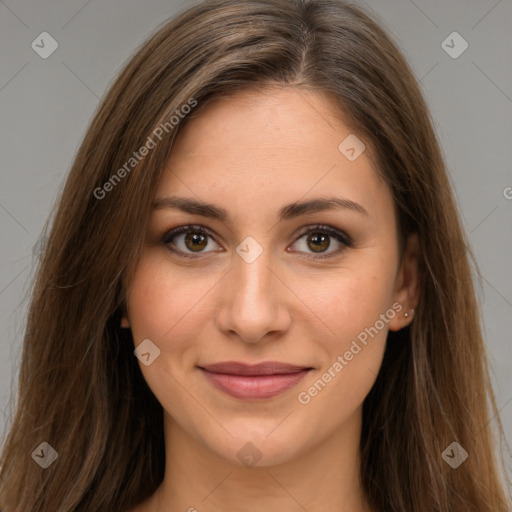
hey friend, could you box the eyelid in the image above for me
[162,224,222,259]
[162,223,353,259]
[289,224,353,259]
[293,224,353,246]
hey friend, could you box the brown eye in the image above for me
[163,225,221,258]
[306,232,330,253]
[184,231,208,252]
[290,225,353,258]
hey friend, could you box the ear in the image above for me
[120,299,130,328]
[388,233,421,332]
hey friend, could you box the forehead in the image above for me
[171,87,365,160]
[157,87,393,226]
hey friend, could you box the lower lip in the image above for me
[199,368,311,400]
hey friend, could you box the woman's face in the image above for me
[124,87,417,467]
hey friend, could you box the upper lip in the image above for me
[199,361,312,376]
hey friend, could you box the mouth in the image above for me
[197,361,313,400]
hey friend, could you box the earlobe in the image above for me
[388,305,416,332]
[120,300,131,328]
[388,233,421,332]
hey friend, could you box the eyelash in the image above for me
[162,224,353,260]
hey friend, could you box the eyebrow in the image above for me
[152,196,368,222]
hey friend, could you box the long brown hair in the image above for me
[1,1,510,510]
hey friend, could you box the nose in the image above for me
[214,249,292,344]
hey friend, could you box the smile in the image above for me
[198,361,313,400]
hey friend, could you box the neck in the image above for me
[149,406,371,512]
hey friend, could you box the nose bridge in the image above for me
[215,241,291,343]
[230,232,276,300]
[235,247,274,303]
[232,243,278,316]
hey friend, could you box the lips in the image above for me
[200,361,310,375]
[198,361,312,400]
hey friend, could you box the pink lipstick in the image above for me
[198,361,312,400]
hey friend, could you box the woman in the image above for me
[0,0,510,510]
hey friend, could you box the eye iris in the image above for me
[185,231,208,251]
[307,232,330,252]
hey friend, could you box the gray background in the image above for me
[1,0,511,476]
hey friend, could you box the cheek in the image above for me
[124,254,211,416]
[296,281,390,422]
[126,253,206,340]
[302,263,397,344]
[125,252,227,396]
[295,259,396,410]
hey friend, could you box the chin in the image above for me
[201,419,308,469]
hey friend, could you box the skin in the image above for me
[124,86,420,512]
